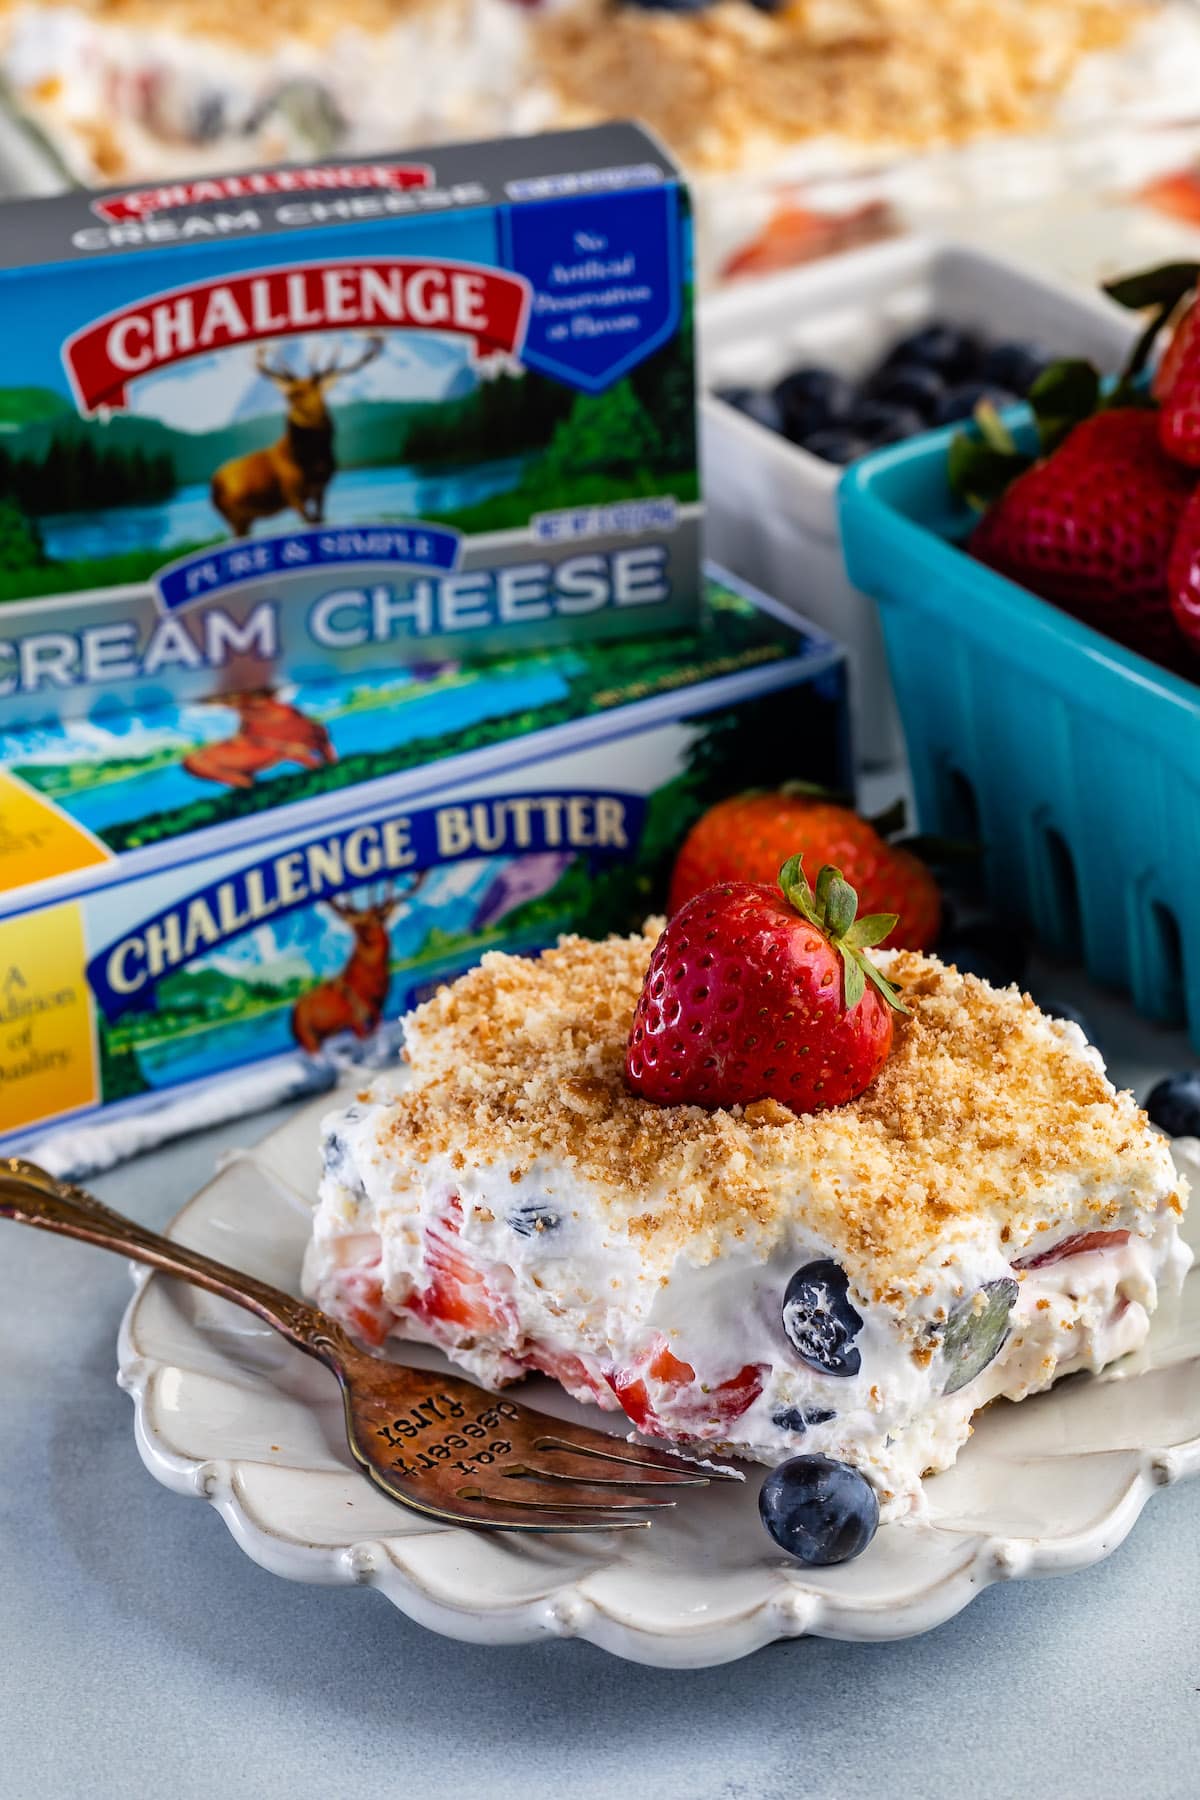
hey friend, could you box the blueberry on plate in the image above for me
[882,323,980,382]
[1145,1070,1200,1138]
[800,426,869,466]
[782,1259,864,1377]
[772,365,855,442]
[715,385,783,434]
[934,380,1019,425]
[940,1278,1019,1396]
[759,1455,879,1565]
[848,399,926,447]
[864,362,945,419]
[979,340,1047,395]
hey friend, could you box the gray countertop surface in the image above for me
[2,959,1199,1800]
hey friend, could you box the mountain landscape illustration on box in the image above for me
[0,314,697,601]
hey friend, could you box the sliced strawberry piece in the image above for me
[1015,1228,1132,1271]
[344,1300,389,1348]
[410,1214,515,1338]
[606,1337,767,1437]
[647,1343,697,1384]
[707,1362,767,1424]
[605,1368,655,1431]
[521,1343,614,1408]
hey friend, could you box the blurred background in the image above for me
[5,0,1200,287]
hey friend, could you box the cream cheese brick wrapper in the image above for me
[303,928,1192,1517]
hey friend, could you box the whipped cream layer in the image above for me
[0,0,552,183]
[302,933,1190,1515]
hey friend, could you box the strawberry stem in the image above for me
[777,855,910,1016]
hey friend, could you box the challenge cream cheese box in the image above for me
[0,570,850,1147]
[0,122,701,726]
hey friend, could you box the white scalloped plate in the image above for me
[116,1095,1200,1668]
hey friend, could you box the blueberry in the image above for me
[507,1202,562,1237]
[772,365,855,441]
[771,1406,837,1434]
[882,324,981,382]
[864,362,946,419]
[323,1124,365,1196]
[936,918,1029,987]
[1145,1071,1200,1138]
[934,381,1019,425]
[800,426,869,465]
[782,1260,864,1377]
[847,400,926,447]
[716,384,783,434]
[939,1278,1019,1395]
[759,1455,879,1565]
[979,341,1047,395]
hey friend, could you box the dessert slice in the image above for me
[303,922,1189,1517]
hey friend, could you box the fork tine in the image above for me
[456,1484,671,1516]
[491,1467,682,1506]
[358,1464,651,1532]
[501,1458,708,1491]
[532,1431,742,1481]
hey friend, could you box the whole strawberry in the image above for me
[1167,486,1200,653]
[626,857,906,1114]
[668,790,941,949]
[1156,290,1200,466]
[969,409,1193,664]
[1153,288,1200,405]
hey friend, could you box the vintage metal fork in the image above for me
[0,1158,731,1532]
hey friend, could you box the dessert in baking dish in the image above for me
[303,910,1190,1519]
[0,0,1176,185]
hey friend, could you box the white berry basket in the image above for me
[699,238,1140,767]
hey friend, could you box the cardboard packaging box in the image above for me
[0,123,701,727]
[0,570,850,1148]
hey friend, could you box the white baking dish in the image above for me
[699,238,1141,765]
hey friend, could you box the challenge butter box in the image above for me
[0,572,849,1148]
[0,123,700,727]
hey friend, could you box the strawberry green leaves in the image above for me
[1103,261,1200,314]
[1104,261,1200,401]
[778,854,909,1016]
[1027,359,1103,454]
[948,359,1105,509]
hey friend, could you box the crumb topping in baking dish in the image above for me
[0,0,442,53]
[536,0,1141,170]
[378,925,1181,1296]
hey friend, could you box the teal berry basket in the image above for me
[838,423,1200,1050]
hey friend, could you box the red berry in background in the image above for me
[1167,485,1200,653]
[668,790,942,949]
[1156,291,1200,466]
[1153,289,1200,404]
[626,857,907,1115]
[969,409,1193,665]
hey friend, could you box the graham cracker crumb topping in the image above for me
[536,0,1140,170]
[382,927,1178,1298]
